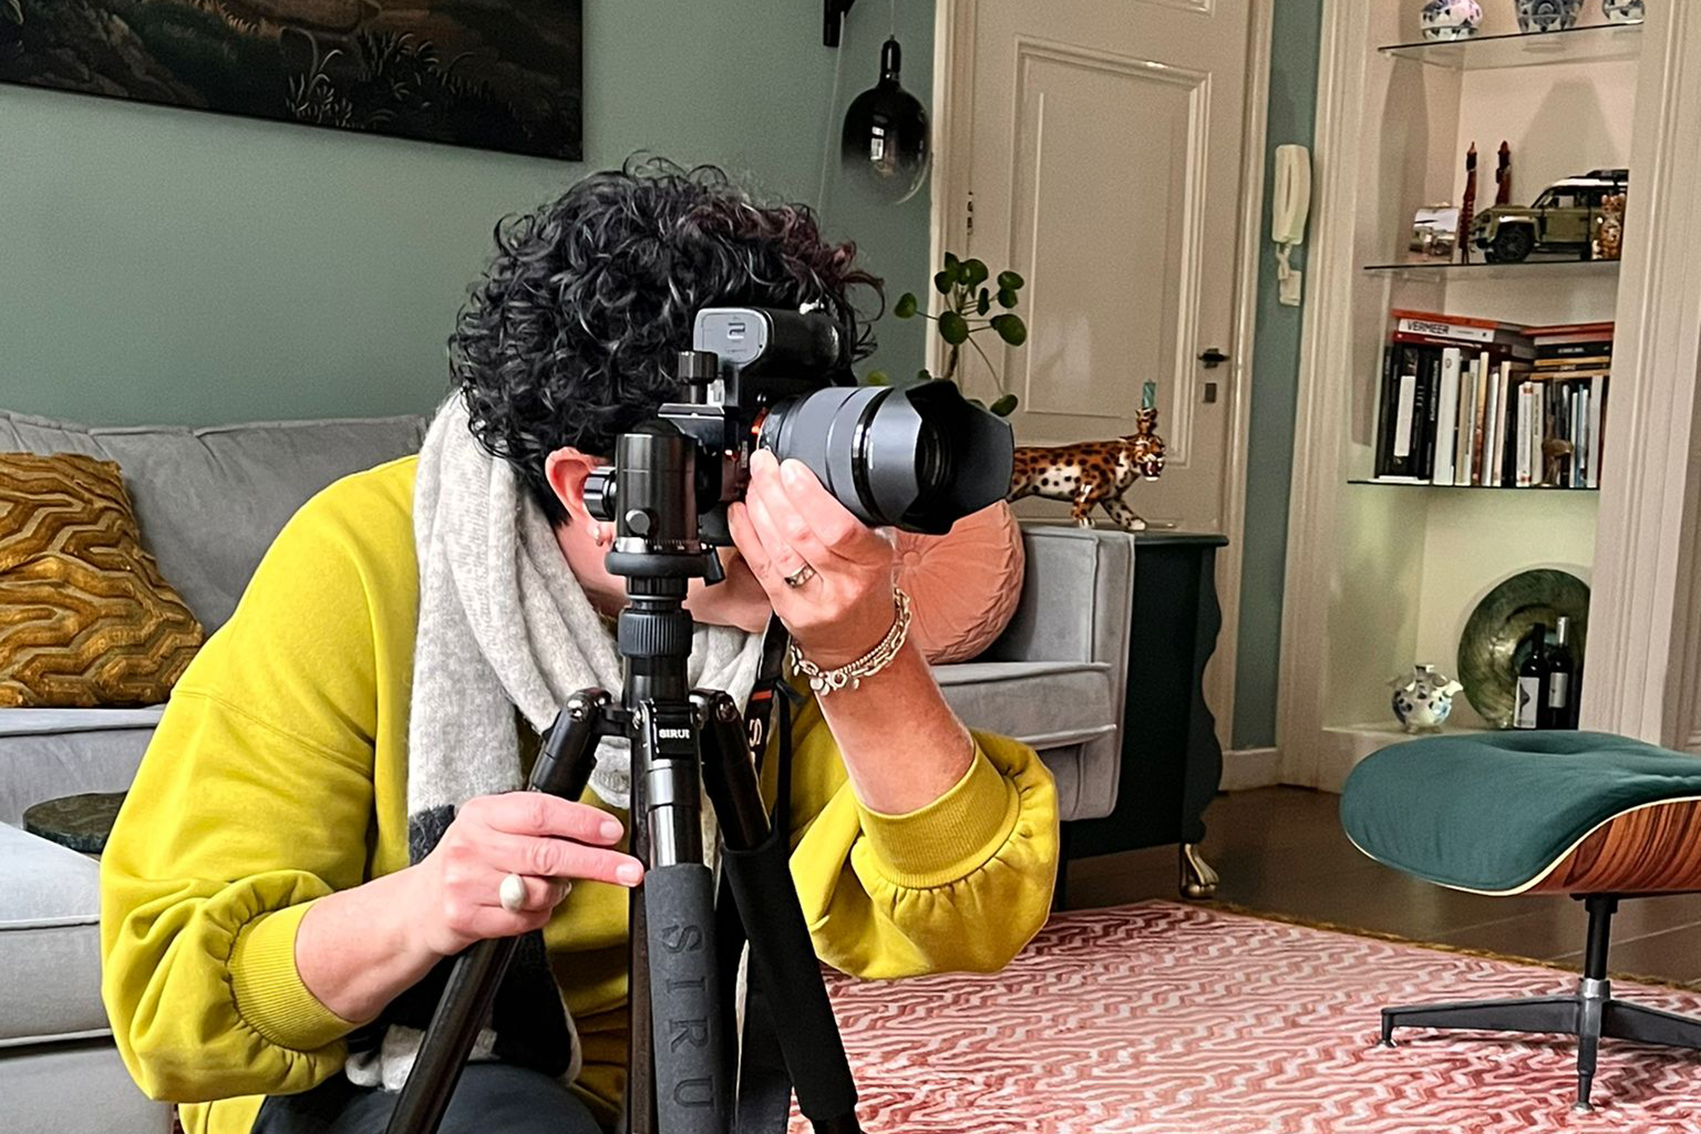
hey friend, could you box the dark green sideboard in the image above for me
[1064,532,1228,898]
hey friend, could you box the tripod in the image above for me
[386,424,863,1134]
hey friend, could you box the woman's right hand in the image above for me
[405,792,646,958]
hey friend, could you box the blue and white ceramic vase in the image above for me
[1517,0,1584,32]
[1602,0,1645,23]
[1422,0,1484,40]
[1390,665,1465,734]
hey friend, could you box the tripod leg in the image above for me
[697,691,862,1134]
[384,694,607,1134]
[634,700,727,1134]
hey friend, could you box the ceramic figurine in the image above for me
[1602,0,1645,22]
[1390,665,1465,733]
[1422,0,1484,40]
[1517,0,1583,32]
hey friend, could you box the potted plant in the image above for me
[869,252,1026,417]
[872,252,1030,663]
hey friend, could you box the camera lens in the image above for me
[758,381,1012,535]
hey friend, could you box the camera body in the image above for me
[584,306,1013,580]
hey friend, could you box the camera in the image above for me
[584,306,1014,570]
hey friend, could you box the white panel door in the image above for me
[955,0,1253,531]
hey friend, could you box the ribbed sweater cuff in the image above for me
[229,900,355,1052]
[857,740,1020,889]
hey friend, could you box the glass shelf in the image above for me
[1380,22,1644,71]
[1363,258,1621,282]
[1350,479,1599,493]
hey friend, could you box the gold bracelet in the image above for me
[788,587,912,696]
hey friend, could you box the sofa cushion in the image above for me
[0,709,162,825]
[0,452,205,708]
[0,409,428,631]
[935,659,1117,751]
[892,502,1026,665]
[0,822,106,1046]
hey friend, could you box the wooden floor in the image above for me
[1063,786,1701,986]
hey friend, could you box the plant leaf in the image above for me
[933,270,953,295]
[938,311,970,346]
[976,288,991,315]
[944,251,960,272]
[917,368,934,383]
[997,270,1025,290]
[866,370,891,386]
[990,314,1027,346]
[894,292,918,319]
[997,288,1018,309]
[961,258,990,288]
[990,393,1020,416]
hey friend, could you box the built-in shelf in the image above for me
[1350,479,1599,493]
[1379,22,1643,71]
[1363,258,1621,282]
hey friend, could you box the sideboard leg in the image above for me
[1180,842,1219,900]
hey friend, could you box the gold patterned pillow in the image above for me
[0,452,204,707]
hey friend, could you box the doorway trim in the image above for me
[929,0,1277,754]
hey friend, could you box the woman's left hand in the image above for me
[729,448,897,668]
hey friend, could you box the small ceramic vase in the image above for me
[1390,665,1465,733]
[1422,0,1484,41]
[1602,0,1645,23]
[1517,0,1584,32]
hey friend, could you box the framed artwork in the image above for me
[1408,204,1461,262]
[0,0,582,160]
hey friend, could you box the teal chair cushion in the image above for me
[1340,731,1701,893]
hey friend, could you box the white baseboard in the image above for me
[1220,746,1282,791]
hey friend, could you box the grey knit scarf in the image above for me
[348,394,763,1094]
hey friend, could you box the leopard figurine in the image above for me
[1007,408,1166,531]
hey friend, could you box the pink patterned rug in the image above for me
[796,901,1701,1133]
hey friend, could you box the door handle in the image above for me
[1197,347,1229,369]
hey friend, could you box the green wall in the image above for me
[0,2,932,426]
[1231,0,1325,751]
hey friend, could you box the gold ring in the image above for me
[784,565,817,588]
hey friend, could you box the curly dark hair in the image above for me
[450,157,882,524]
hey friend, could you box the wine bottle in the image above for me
[1541,616,1577,730]
[1514,626,1547,730]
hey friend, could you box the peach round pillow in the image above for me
[891,501,1027,664]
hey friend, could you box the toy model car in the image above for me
[1470,169,1629,263]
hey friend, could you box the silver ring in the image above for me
[784,564,817,588]
[498,872,528,914]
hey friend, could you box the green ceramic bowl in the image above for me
[1457,568,1590,728]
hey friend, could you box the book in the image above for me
[1391,370,1417,472]
[1394,330,1537,361]
[1516,382,1535,487]
[1433,347,1461,486]
[1535,356,1612,371]
[1588,375,1606,488]
[1538,340,1614,359]
[1483,369,1503,487]
[1525,320,1615,339]
[1471,352,1492,485]
[1374,346,1396,478]
[1455,355,1477,486]
[1394,308,1526,345]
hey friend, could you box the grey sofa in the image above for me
[0,407,1134,1134]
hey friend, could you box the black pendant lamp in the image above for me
[840,35,930,205]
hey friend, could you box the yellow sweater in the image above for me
[99,456,1059,1134]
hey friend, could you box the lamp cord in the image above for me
[816,28,848,213]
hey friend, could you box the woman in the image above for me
[99,160,1059,1134]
